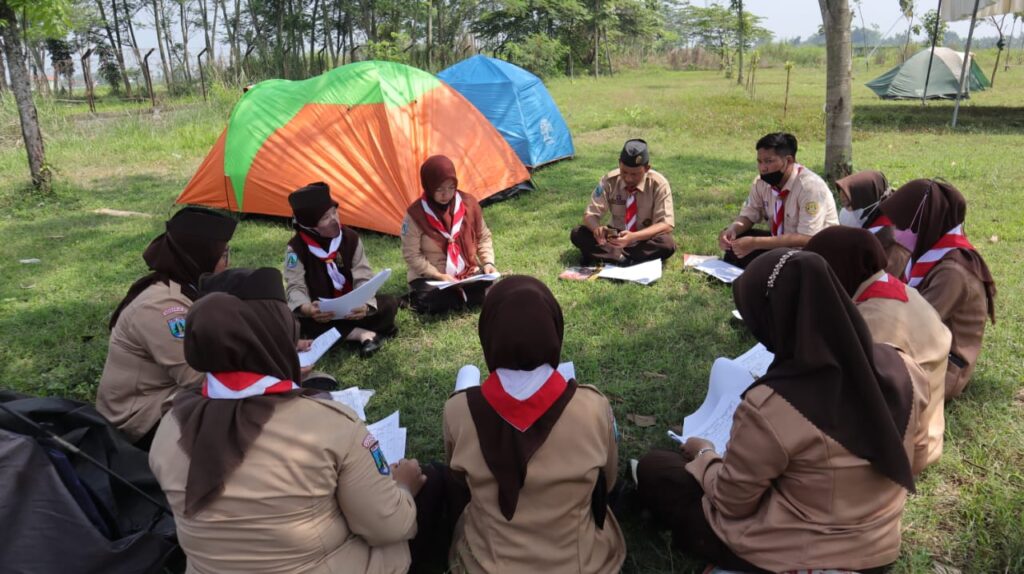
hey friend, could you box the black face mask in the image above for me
[760,169,785,188]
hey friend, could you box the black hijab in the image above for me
[734,249,915,492]
[109,207,236,329]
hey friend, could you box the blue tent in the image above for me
[439,55,574,169]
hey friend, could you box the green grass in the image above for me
[1,54,1022,573]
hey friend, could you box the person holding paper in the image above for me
[401,155,498,315]
[149,266,427,574]
[443,276,626,573]
[569,139,676,266]
[807,227,951,473]
[835,170,909,278]
[717,133,838,268]
[284,182,399,357]
[96,207,236,448]
[879,179,997,400]
[636,249,921,573]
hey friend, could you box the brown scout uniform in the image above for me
[400,213,495,283]
[443,385,626,574]
[854,270,951,473]
[583,168,674,232]
[149,396,417,574]
[96,280,203,442]
[738,166,839,235]
[283,239,379,313]
[915,258,989,398]
[685,384,922,572]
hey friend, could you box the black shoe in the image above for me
[359,337,382,358]
[379,325,399,340]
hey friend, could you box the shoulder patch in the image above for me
[593,184,603,199]
[363,433,390,475]
[166,317,186,339]
[804,201,819,216]
[161,305,187,317]
[285,251,299,269]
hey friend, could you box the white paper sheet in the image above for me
[367,410,406,463]
[597,258,662,285]
[678,358,756,454]
[426,272,501,290]
[329,386,375,421]
[693,258,744,284]
[682,254,719,268]
[452,362,577,392]
[734,343,774,378]
[318,269,392,320]
[731,309,743,321]
[298,328,342,368]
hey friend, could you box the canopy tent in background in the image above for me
[177,60,530,236]
[438,55,575,169]
[866,47,989,99]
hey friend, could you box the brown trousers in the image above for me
[722,228,772,269]
[570,226,676,265]
[408,279,490,315]
[297,294,399,338]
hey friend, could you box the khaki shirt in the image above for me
[149,396,417,574]
[854,270,951,473]
[687,384,920,572]
[400,214,495,283]
[96,281,203,442]
[916,258,989,398]
[583,169,674,231]
[443,385,626,574]
[738,165,839,236]
[283,238,378,312]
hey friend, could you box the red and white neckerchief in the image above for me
[624,186,640,232]
[420,193,467,277]
[481,367,568,432]
[904,224,975,288]
[866,213,893,234]
[855,273,908,303]
[299,231,347,295]
[770,165,804,236]
[203,371,298,399]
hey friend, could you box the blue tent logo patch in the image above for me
[167,317,186,339]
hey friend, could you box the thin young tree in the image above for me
[818,0,854,183]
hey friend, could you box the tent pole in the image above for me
[952,0,982,128]
[921,0,943,104]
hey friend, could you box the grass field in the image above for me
[0,53,1022,573]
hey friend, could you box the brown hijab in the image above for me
[805,226,888,297]
[406,155,484,275]
[464,276,581,521]
[734,249,916,492]
[837,170,890,224]
[109,207,236,329]
[171,268,305,516]
[880,179,996,321]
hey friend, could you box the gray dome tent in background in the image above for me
[866,47,990,100]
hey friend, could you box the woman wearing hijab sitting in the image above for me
[285,182,399,357]
[443,276,626,573]
[807,226,951,473]
[401,155,498,315]
[835,170,909,278]
[149,267,426,574]
[637,249,922,573]
[880,179,997,399]
[97,207,236,447]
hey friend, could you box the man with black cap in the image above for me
[97,207,237,447]
[284,182,398,357]
[570,139,676,266]
[717,132,838,268]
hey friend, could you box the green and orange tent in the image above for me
[177,60,530,235]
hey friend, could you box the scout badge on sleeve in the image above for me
[167,317,186,339]
[363,433,390,475]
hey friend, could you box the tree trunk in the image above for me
[179,1,193,85]
[736,1,744,85]
[0,1,50,192]
[0,41,8,93]
[818,0,853,184]
[108,0,133,96]
[151,0,173,90]
[122,0,143,76]
[198,0,213,63]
